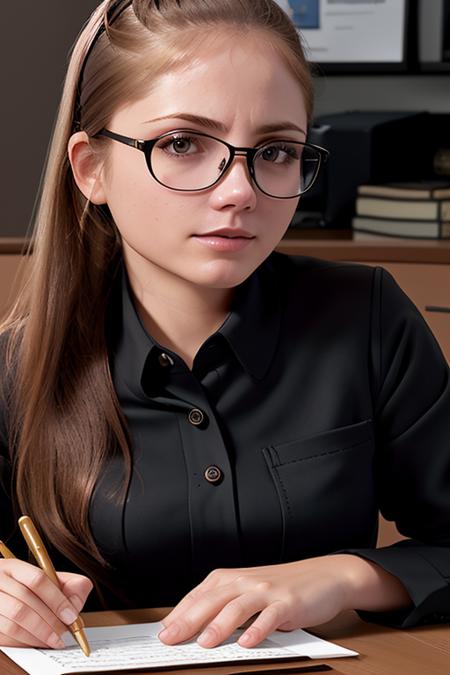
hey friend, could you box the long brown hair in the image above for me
[0,0,314,603]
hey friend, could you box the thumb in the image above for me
[56,571,94,612]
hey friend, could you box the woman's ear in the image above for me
[67,131,108,205]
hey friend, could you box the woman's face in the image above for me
[96,33,308,290]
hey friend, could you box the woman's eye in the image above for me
[159,135,198,155]
[171,138,193,154]
[261,144,298,164]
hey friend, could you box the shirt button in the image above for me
[188,408,205,426]
[204,465,223,484]
[158,352,174,367]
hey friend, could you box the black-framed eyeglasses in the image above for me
[93,128,329,199]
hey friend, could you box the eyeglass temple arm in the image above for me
[317,146,330,162]
[96,129,146,151]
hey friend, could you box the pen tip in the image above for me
[74,629,91,657]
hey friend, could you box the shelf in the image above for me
[418,62,450,73]
[277,231,450,264]
[0,238,30,254]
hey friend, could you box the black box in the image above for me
[293,111,450,229]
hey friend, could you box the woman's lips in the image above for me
[192,234,255,252]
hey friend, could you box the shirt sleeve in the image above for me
[340,266,450,628]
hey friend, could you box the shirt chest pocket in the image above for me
[261,419,377,562]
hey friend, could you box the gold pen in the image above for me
[1,516,91,656]
[0,540,15,559]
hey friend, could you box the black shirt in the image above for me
[1,252,450,627]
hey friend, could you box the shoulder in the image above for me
[262,251,434,345]
[267,250,376,280]
[265,250,425,309]
[264,250,379,306]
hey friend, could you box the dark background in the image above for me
[0,1,99,238]
[1,1,449,237]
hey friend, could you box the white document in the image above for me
[1,621,358,674]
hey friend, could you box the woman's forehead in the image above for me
[113,37,307,131]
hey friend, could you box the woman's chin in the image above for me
[193,259,259,289]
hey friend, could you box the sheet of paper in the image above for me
[1,620,358,674]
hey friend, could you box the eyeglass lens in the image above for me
[149,132,320,197]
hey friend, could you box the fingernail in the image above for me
[69,595,83,613]
[60,607,78,624]
[197,628,215,647]
[158,624,179,641]
[239,632,252,646]
[48,632,65,649]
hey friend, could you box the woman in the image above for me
[0,0,449,653]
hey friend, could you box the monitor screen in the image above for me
[276,0,410,71]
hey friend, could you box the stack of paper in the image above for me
[1,620,358,674]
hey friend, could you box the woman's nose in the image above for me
[208,156,257,211]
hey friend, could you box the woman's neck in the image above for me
[124,257,235,371]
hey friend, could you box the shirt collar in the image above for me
[218,253,283,380]
[109,253,284,397]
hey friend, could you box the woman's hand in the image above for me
[0,559,93,648]
[159,554,412,649]
[159,555,354,649]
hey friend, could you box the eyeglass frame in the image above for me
[93,128,330,199]
[74,1,330,197]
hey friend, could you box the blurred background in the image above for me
[0,0,449,237]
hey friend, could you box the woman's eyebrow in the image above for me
[142,113,306,136]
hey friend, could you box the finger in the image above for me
[0,629,49,649]
[238,601,288,648]
[0,630,41,648]
[0,575,68,637]
[56,572,94,613]
[159,582,241,645]
[162,569,242,627]
[197,592,267,648]
[161,586,205,628]
[0,590,65,649]
[1,561,81,627]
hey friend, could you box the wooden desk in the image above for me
[1,608,449,675]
